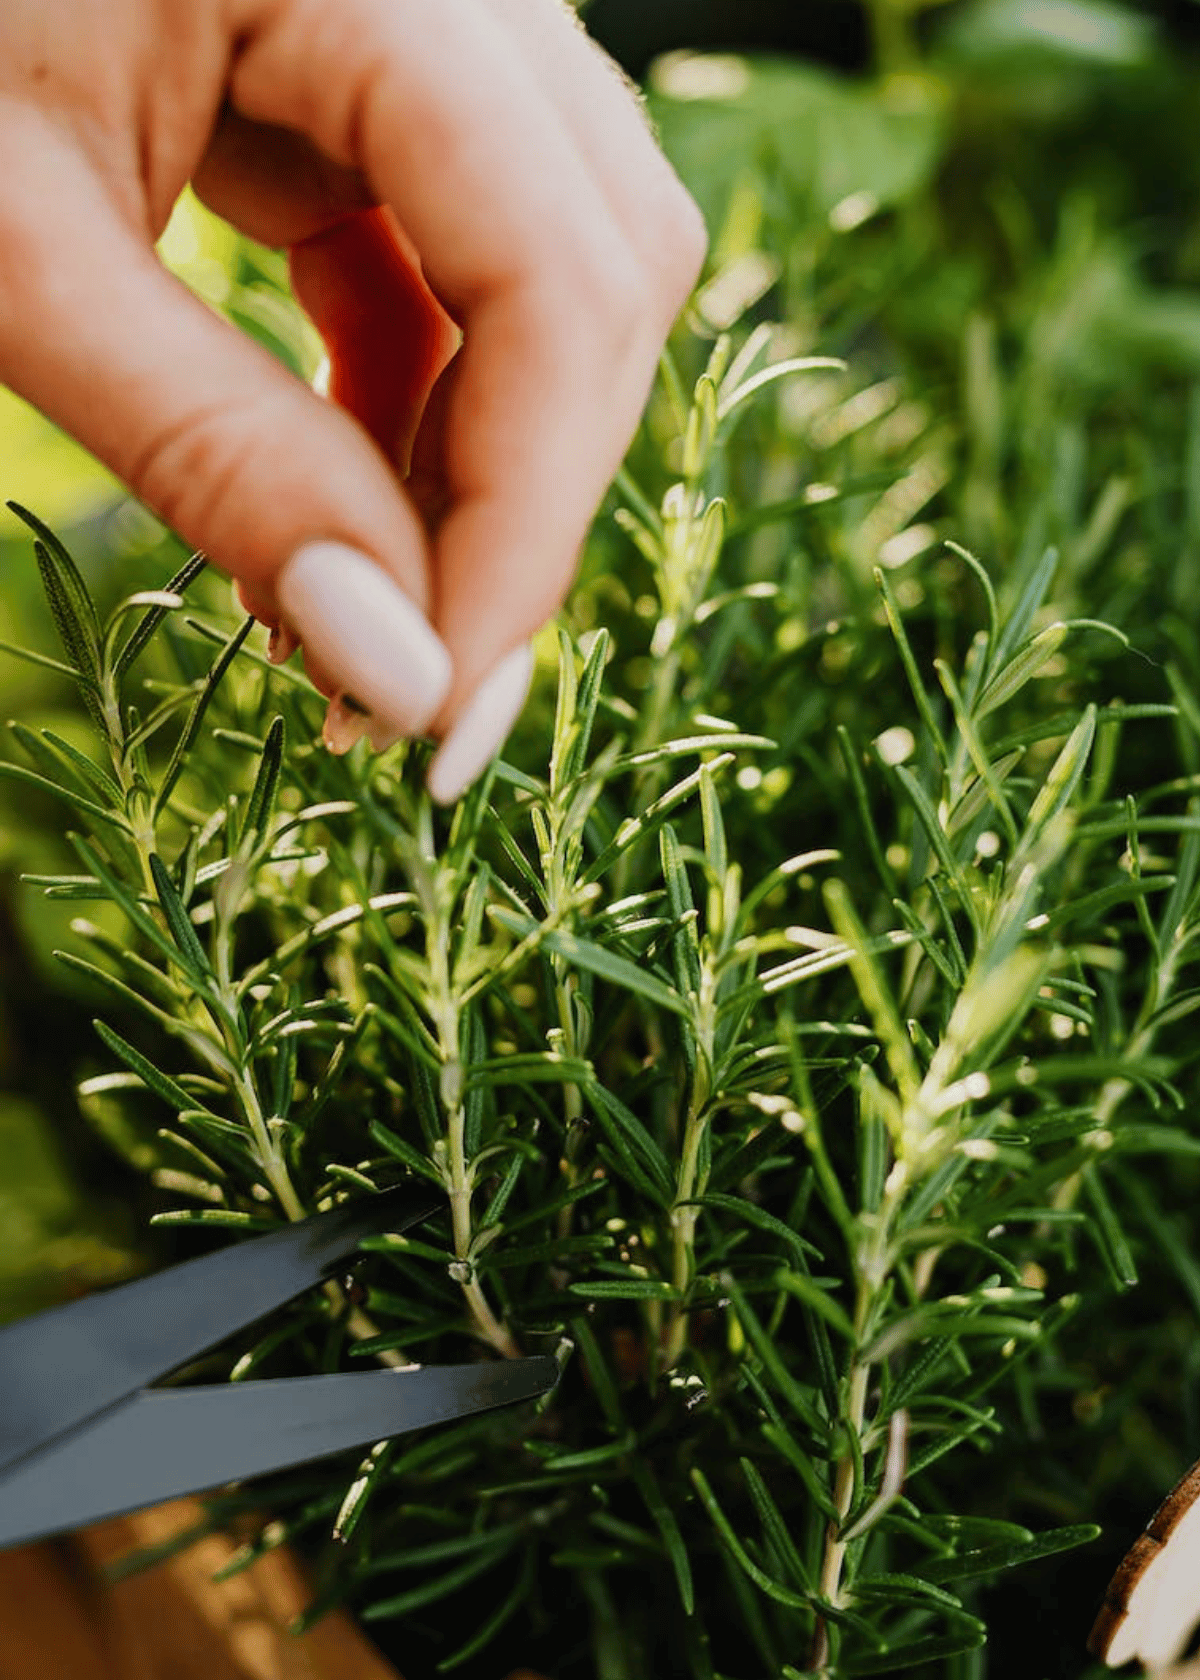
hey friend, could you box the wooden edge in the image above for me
[1088,1455,1200,1663]
[1087,1531,1161,1659]
[1149,1460,1200,1544]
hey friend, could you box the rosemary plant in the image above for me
[4,304,1188,1676]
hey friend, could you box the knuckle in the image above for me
[596,241,653,341]
[660,184,708,302]
[561,227,652,356]
[629,173,707,315]
[522,218,651,374]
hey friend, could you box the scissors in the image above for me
[0,1184,558,1551]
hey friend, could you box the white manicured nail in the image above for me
[323,694,371,755]
[267,622,300,665]
[427,644,533,806]
[278,542,451,739]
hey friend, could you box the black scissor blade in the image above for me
[0,1356,557,1551]
[0,1185,438,1475]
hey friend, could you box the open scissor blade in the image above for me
[0,1356,558,1551]
[0,1185,439,1476]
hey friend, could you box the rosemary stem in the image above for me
[664,1096,707,1368]
[811,1326,872,1672]
[431,922,519,1357]
[553,961,587,1240]
[233,1067,304,1222]
[812,1184,898,1671]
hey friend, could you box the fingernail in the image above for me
[323,693,372,755]
[427,643,533,806]
[267,622,300,665]
[277,542,451,738]
[366,717,404,753]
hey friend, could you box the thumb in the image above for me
[0,139,450,742]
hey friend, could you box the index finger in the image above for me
[230,0,688,705]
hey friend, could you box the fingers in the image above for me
[199,125,464,744]
[0,110,450,740]
[197,122,457,728]
[229,0,705,740]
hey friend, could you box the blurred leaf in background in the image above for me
[0,1095,132,1323]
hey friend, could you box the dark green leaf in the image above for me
[155,615,255,815]
[149,852,212,980]
[490,907,687,1017]
[115,550,207,679]
[569,1278,678,1299]
[92,1020,196,1115]
[632,1460,694,1615]
[583,1080,675,1203]
[238,715,286,846]
[690,1467,812,1611]
[920,1524,1101,1583]
[845,1631,986,1673]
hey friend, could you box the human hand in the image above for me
[0,0,705,800]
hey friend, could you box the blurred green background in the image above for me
[4,2,1200,1669]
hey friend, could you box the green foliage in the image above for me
[0,343,1148,1675]
[9,4,1200,1675]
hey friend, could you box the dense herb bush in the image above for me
[9,6,1200,1677]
